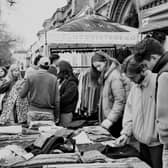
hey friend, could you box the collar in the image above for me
[104,62,117,79]
[138,70,152,89]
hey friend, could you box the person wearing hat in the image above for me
[115,57,163,168]
[19,56,60,124]
[90,51,127,138]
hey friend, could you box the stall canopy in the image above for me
[134,0,168,33]
[43,14,138,50]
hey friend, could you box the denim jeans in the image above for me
[163,144,168,168]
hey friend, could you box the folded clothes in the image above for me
[81,150,107,163]
[82,126,115,142]
[83,126,111,136]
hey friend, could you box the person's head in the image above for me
[134,37,164,70]
[91,50,120,85]
[8,64,21,81]
[125,57,147,84]
[38,57,50,70]
[57,60,73,82]
[49,53,60,66]
[151,31,166,46]
[33,54,43,66]
[0,66,7,78]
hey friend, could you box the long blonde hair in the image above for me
[7,64,21,81]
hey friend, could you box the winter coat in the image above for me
[152,52,168,144]
[60,75,78,114]
[156,72,168,144]
[100,62,126,123]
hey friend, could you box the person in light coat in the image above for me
[90,51,128,138]
[116,57,163,168]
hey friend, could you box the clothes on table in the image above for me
[81,150,107,163]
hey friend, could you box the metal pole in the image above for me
[45,30,48,57]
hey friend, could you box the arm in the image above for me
[0,79,11,94]
[107,78,126,124]
[120,88,133,137]
[19,78,30,98]
[54,80,60,123]
[157,73,168,130]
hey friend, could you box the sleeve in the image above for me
[19,78,30,98]
[60,81,78,106]
[0,79,11,93]
[54,80,60,123]
[107,78,126,123]
[120,88,134,137]
[157,73,168,127]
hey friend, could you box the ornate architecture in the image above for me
[108,0,139,28]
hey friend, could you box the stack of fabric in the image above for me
[81,150,107,163]
[82,126,115,142]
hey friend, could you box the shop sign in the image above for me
[46,32,138,45]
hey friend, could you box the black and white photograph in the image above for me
[0,0,167,167]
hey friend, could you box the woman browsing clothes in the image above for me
[90,51,128,138]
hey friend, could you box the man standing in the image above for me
[133,37,168,168]
[20,57,60,124]
[116,57,163,168]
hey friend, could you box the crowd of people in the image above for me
[0,36,168,168]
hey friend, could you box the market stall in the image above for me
[0,125,151,168]
[39,14,139,119]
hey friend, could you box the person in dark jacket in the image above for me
[48,53,60,76]
[57,60,78,127]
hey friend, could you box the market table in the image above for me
[11,155,150,168]
[0,126,151,168]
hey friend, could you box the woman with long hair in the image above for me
[90,51,127,138]
[0,64,28,125]
[57,60,78,127]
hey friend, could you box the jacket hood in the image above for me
[152,51,168,73]
[68,74,79,85]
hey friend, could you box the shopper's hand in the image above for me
[101,119,112,130]
[115,134,129,146]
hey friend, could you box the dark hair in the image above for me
[122,55,134,73]
[0,66,7,78]
[57,60,73,81]
[49,54,60,64]
[125,56,145,75]
[90,51,113,86]
[39,64,49,70]
[34,54,43,65]
[134,38,164,63]
[151,31,166,45]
